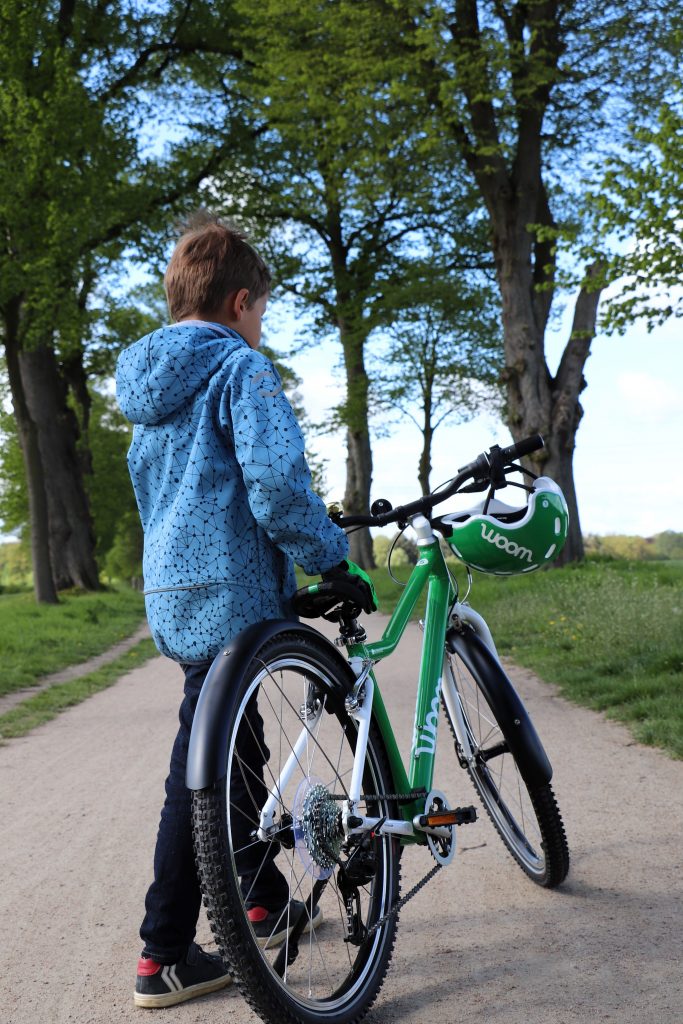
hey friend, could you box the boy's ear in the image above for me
[230,287,250,320]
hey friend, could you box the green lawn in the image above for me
[363,558,683,759]
[0,587,146,697]
[3,563,681,759]
[0,638,157,741]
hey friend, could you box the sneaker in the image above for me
[134,942,232,1008]
[247,899,323,948]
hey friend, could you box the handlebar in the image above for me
[334,434,544,529]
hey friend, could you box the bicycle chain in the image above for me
[365,861,443,938]
[328,788,443,940]
[329,790,426,803]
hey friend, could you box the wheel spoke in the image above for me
[444,650,568,886]
[192,636,401,1017]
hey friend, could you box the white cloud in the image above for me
[616,371,682,420]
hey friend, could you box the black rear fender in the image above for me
[186,619,354,791]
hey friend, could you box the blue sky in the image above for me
[275,304,682,538]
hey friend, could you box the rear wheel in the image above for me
[193,632,401,1024]
[443,648,569,887]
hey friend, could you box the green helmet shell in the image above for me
[443,477,569,575]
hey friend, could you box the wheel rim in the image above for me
[224,655,395,1009]
[446,656,548,877]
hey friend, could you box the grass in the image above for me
[365,558,683,759]
[0,638,158,741]
[4,563,681,757]
[0,587,146,697]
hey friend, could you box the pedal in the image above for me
[416,805,478,828]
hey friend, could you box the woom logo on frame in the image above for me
[480,524,533,564]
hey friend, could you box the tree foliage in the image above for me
[0,0,237,600]
[588,97,683,331]
[194,0,496,564]
[370,0,682,562]
[372,279,502,493]
[585,532,683,561]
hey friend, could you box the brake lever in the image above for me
[458,480,490,494]
[486,445,507,490]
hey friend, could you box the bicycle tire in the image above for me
[443,647,569,887]
[192,631,401,1024]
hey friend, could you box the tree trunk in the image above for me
[62,343,94,480]
[344,425,375,567]
[437,0,591,557]
[18,344,101,591]
[546,263,605,563]
[3,303,58,603]
[541,434,583,565]
[418,410,433,497]
[497,262,604,564]
[339,321,375,569]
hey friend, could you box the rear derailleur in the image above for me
[336,817,386,946]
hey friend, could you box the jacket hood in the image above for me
[116,322,245,425]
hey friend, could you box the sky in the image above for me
[269,301,683,538]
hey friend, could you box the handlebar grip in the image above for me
[500,434,544,462]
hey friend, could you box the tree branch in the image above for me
[511,0,564,203]
[57,0,76,45]
[449,0,509,203]
[82,138,236,254]
[530,178,557,335]
[553,261,606,408]
[97,5,242,104]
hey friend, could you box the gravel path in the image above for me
[1,615,681,1024]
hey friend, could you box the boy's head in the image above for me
[164,212,271,342]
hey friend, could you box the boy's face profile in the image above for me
[236,291,268,350]
[211,287,268,349]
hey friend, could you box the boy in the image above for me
[116,213,374,1008]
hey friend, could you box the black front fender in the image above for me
[186,619,354,791]
[446,626,553,788]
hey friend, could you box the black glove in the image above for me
[321,560,378,615]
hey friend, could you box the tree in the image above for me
[652,531,683,561]
[588,97,683,331]
[372,280,502,494]
[199,0,489,566]
[0,407,28,540]
[0,0,237,600]
[385,0,679,562]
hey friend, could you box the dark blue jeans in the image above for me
[140,660,289,963]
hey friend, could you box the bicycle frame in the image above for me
[345,517,452,827]
[258,513,498,847]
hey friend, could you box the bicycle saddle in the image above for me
[291,579,365,620]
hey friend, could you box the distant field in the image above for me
[460,560,683,759]
[0,587,146,697]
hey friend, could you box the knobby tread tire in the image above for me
[192,632,401,1024]
[443,655,570,889]
[477,777,569,887]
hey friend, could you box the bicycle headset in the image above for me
[440,476,569,575]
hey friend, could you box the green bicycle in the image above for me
[189,434,570,1024]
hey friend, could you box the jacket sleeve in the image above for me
[223,348,349,575]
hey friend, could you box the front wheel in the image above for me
[192,631,401,1024]
[443,647,569,887]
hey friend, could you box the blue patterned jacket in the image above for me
[116,321,349,663]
